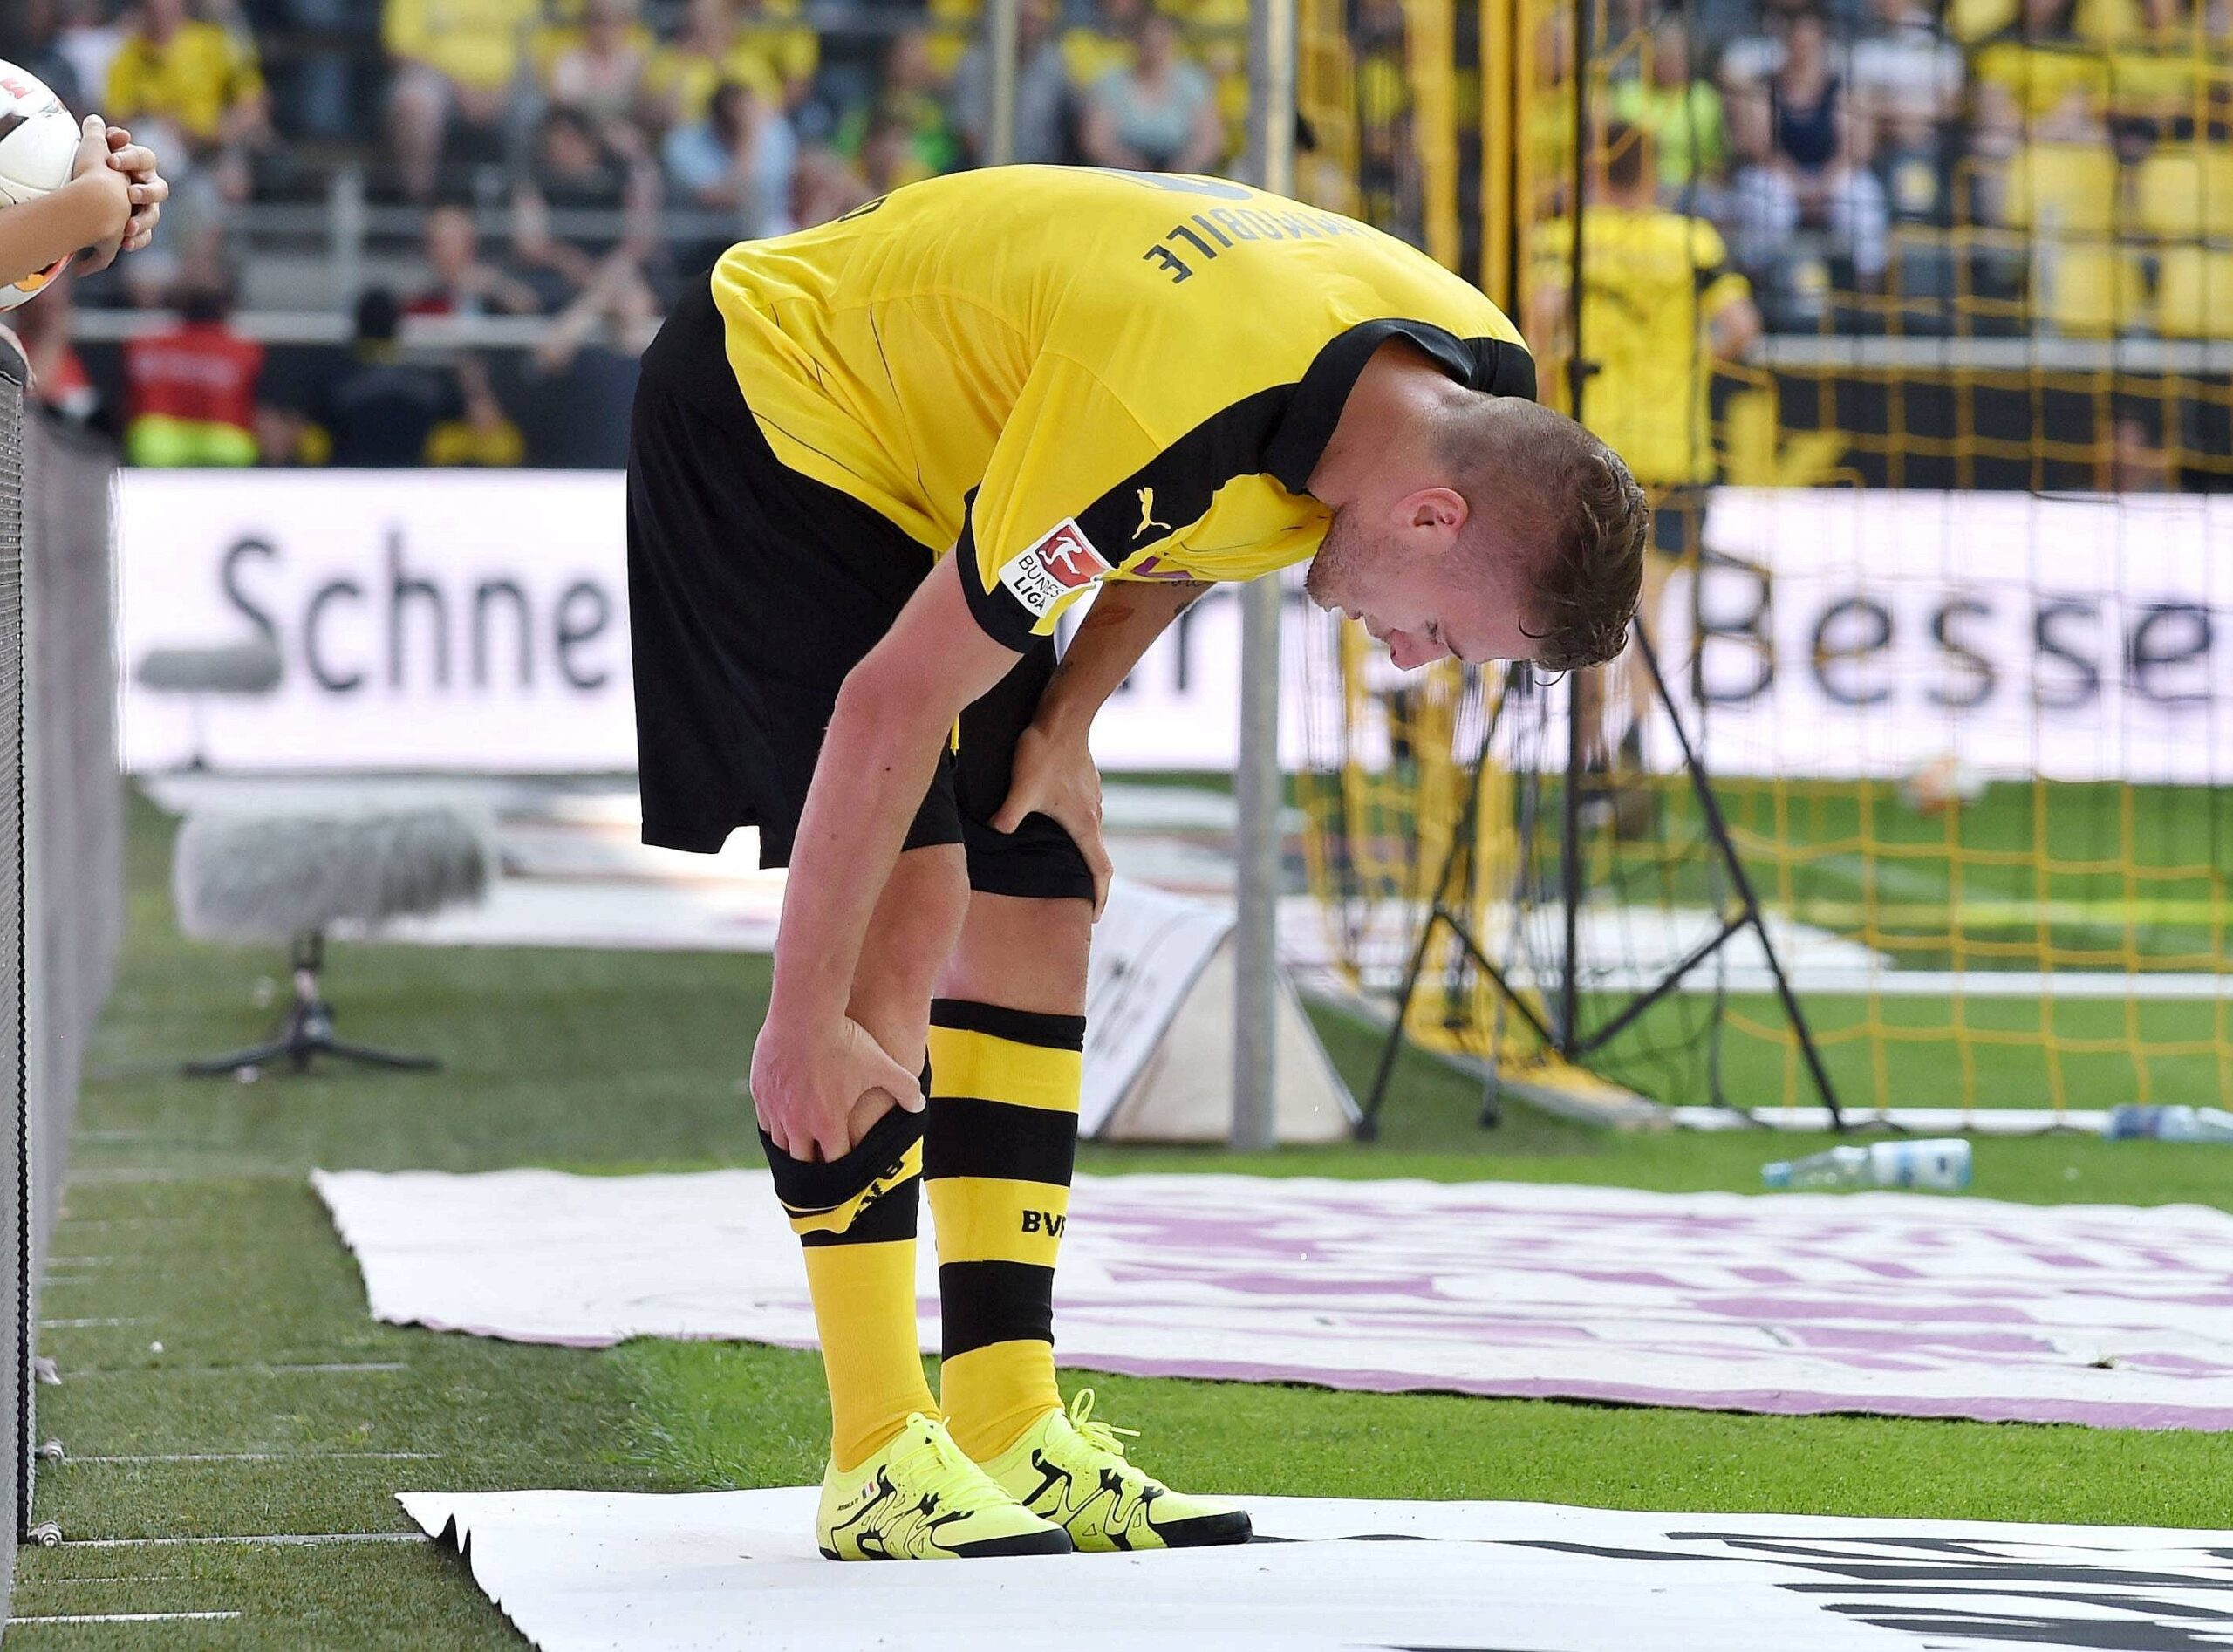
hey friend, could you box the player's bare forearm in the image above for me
[768,556,1020,1028]
[0,168,126,286]
[1035,577,1210,741]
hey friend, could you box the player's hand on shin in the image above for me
[749,1014,925,1163]
[991,721,1113,917]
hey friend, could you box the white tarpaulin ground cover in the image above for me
[316,1168,2233,1430]
[398,1486,2233,1652]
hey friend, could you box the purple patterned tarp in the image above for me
[314,1168,2233,1430]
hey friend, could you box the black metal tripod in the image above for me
[183,931,439,1079]
[1356,631,1843,1137]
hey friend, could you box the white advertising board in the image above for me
[117,473,2233,781]
[1670,488,2233,782]
[113,470,1319,774]
[119,470,637,772]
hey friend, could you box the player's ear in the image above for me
[1398,487,1468,544]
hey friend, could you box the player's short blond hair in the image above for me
[1445,401,1648,672]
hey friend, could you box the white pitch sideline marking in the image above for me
[69,1362,408,1379]
[74,1451,440,1464]
[64,1533,420,1549]
[38,1316,153,1328]
[10,1610,242,1624]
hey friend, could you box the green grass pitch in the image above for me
[11,789,2233,1648]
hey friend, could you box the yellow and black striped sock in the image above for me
[761,1104,938,1471]
[924,998,1084,1460]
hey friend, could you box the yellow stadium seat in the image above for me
[2043,242,2147,335]
[2003,142,2122,236]
[2135,146,2233,241]
[2157,246,2233,338]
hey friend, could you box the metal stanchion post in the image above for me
[1232,0,1295,1152]
[986,0,1020,166]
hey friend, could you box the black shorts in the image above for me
[625,283,1093,904]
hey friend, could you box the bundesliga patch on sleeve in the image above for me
[995,520,1113,618]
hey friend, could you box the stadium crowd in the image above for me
[9,0,2231,465]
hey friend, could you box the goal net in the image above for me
[1293,0,2233,1120]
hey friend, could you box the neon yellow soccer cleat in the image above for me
[816,1412,1073,1560]
[975,1389,1252,1553]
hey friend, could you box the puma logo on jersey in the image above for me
[1021,1210,1067,1237]
[1134,488,1173,540]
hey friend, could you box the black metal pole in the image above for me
[1360,741,1487,1137]
[1557,0,1592,1060]
[1635,626,1844,1127]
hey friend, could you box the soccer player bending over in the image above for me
[0,116,166,298]
[627,167,1646,1561]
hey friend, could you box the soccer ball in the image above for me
[0,62,84,312]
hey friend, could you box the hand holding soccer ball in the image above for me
[0,61,171,311]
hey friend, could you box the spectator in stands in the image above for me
[407,204,541,318]
[22,0,86,114]
[1851,0,1963,125]
[51,0,124,116]
[1970,0,2105,145]
[955,0,1071,165]
[319,287,461,466]
[1852,0,1960,223]
[105,0,269,189]
[546,0,655,152]
[1080,10,1223,174]
[856,107,930,193]
[1727,5,1891,291]
[384,0,540,201]
[426,352,525,465]
[789,144,871,227]
[511,106,661,308]
[645,0,784,132]
[1063,0,1146,94]
[735,0,820,113]
[664,79,798,252]
[121,268,263,466]
[509,254,645,467]
[834,30,959,181]
[1608,17,1729,208]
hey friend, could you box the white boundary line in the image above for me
[10,1610,242,1623]
[67,1362,408,1379]
[62,1533,422,1548]
[38,1317,153,1328]
[72,1452,440,1464]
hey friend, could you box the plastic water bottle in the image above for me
[2103,1104,2233,1143]
[1762,1138,1972,1192]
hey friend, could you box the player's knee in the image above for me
[941,895,1089,1014]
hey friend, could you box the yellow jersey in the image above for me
[106,21,264,143]
[380,0,538,92]
[1533,203,1747,490]
[710,166,1531,650]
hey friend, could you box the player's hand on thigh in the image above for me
[991,722,1113,917]
[749,1013,925,1162]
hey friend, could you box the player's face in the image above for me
[1306,506,1541,671]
